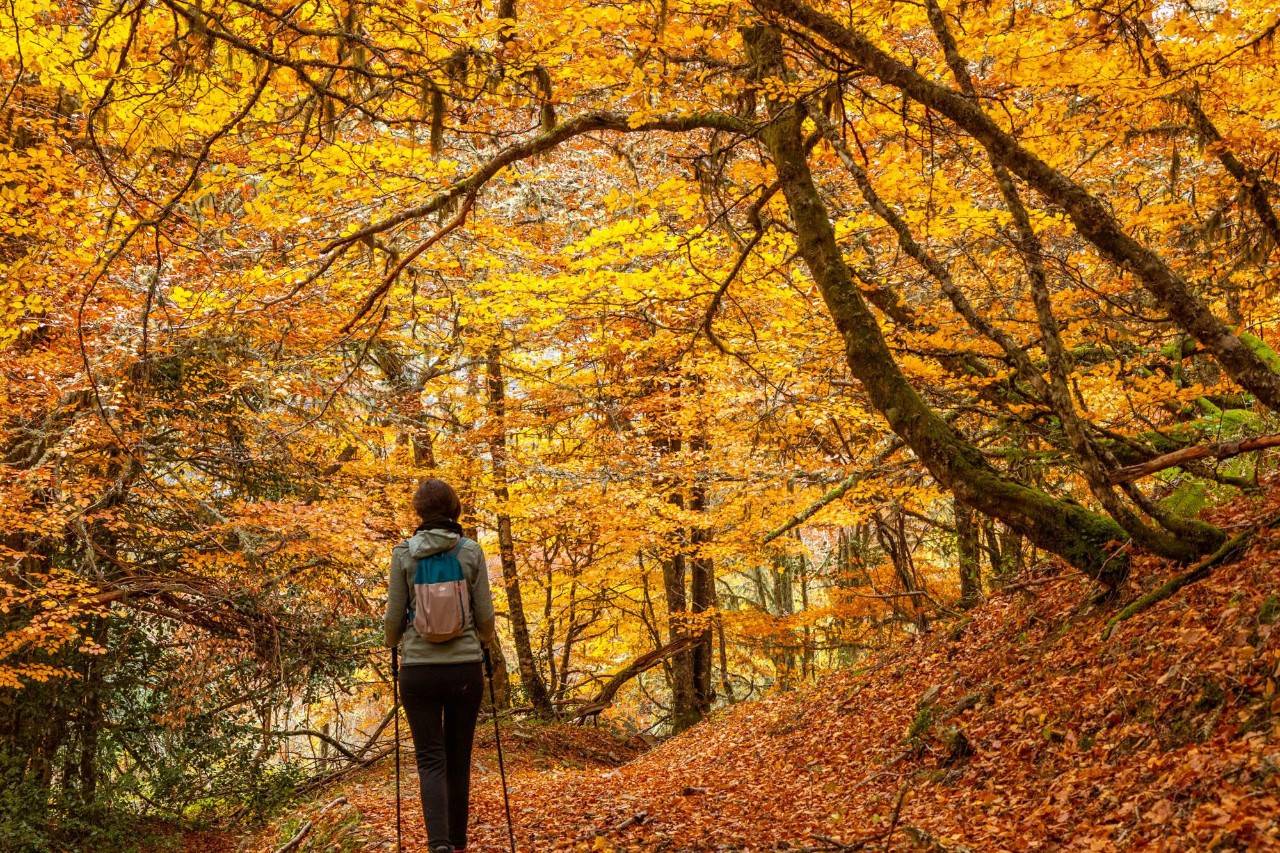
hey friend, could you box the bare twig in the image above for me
[273,796,348,853]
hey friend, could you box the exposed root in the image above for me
[1102,511,1280,640]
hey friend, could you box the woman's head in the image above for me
[412,477,461,522]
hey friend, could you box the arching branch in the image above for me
[572,635,703,721]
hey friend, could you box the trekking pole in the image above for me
[483,646,517,853]
[391,646,402,852]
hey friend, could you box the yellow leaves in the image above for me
[168,285,199,310]
[0,278,39,347]
[169,283,232,315]
[626,106,662,129]
[582,3,642,29]
[0,183,30,206]
[565,213,667,267]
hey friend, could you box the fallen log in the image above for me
[295,744,394,796]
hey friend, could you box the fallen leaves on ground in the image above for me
[248,494,1280,852]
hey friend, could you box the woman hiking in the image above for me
[384,478,497,853]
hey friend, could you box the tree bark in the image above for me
[661,485,699,732]
[688,431,715,718]
[483,640,512,711]
[1110,434,1280,483]
[648,378,703,732]
[954,499,982,609]
[874,510,928,631]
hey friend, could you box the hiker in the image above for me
[385,478,497,853]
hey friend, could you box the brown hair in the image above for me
[412,477,461,522]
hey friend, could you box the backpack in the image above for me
[409,539,473,643]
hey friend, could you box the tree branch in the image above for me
[572,635,703,720]
[1109,433,1280,482]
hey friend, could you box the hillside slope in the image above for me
[256,492,1280,852]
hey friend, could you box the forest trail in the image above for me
[13,1,1280,848]
[245,494,1280,852]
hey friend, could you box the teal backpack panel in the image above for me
[414,549,466,584]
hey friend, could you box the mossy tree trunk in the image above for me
[747,24,1130,587]
[955,499,983,609]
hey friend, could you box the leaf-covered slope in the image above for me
[255,490,1280,852]
[476,500,1280,850]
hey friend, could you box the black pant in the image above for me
[399,661,484,850]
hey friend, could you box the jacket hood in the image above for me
[407,528,461,559]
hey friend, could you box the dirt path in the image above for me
[247,724,647,852]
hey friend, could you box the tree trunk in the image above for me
[770,553,799,683]
[661,489,699,732]
[1001,524,1026,579]
[955,498,982,609]
[747,23,1130,587]
[874,510,928,631]
[412,426,435,468]
[451,420,511,710]
[648,380,704,732]
[483,641,512,711]
[485,344,553,717]
[798,551,813,679]
[688,430,715,718]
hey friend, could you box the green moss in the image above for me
[1161,336,1197,361]
[1041,725,1065,743]
[1194,679,1226,713]
[946,617,973,643]
[1259,594,1280,625]
[1195,397,1223,417]
[1240,332,1280,373]
[907,703,935,742]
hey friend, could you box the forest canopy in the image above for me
[2,0,1278,845]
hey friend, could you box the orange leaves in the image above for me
[0,569,106,689]
[5,0,1280,842]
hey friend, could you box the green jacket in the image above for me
[383,528,496,665]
